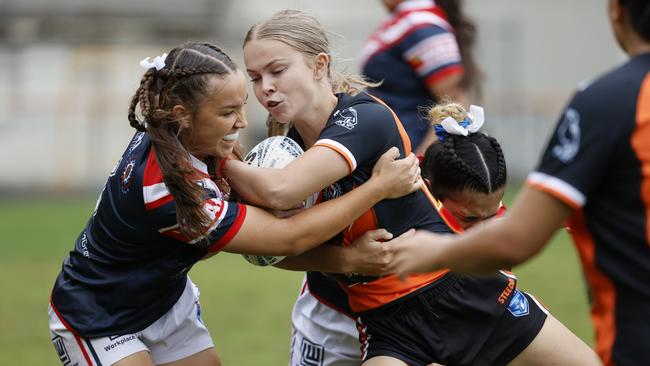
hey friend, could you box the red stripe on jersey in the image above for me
[424,64,464,87]
[143,148,164,186]
[363,5,452,64]
[144,194,174,211]
[567,210,617,365]
[50,298,95,366]
[632,72,650,247]
[209,204,247,252]
[365,23,438,65]
[419,183,462,233]
[160,227,189,242]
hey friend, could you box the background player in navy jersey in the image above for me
[224,10,599,366]
[47,41,421,366]
[390,1,650,365]
[361,0,481,157]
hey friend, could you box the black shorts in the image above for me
[356,273,547,366]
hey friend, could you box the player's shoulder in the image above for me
[573,57,649,107]
[330,93,394,127]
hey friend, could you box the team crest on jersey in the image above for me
[299,338,324,366]
[333,107,358,130]
[552,108,580,163]
[507,290,530,317]
[120,158,136,193]
[322,183,343,201]
[128,132,146,153]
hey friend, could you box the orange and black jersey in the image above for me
[528,53,650,365]
[289,92,452,312]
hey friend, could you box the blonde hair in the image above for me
[244,10,379,137]
[427,100,468,126]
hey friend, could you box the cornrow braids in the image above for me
[127,42,238,246]
[423,132,506,200]
[485,134,507,190]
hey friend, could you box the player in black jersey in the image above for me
[224,10,599,366]
[47,41,420,366]
[391,1,650,365]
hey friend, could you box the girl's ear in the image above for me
[172,104,191,129]
[313,52,330,81]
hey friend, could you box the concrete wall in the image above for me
[0,0,625,193]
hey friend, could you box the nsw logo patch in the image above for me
[508,290,530,317]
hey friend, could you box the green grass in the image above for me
[0,191,592,365]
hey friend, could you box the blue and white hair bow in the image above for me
[139,53,168,71]
[434,105,485,142]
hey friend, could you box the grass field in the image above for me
[0,190,593,365]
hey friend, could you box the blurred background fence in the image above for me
[0,0,624,194]
[0,1,622,364]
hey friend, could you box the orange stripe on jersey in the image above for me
[342,208,378,247]
[419,183,463,233]
[367,94,412,154]
[346,271,449,312]
[313,142,355,174]
[526,182,582,211]
[567,210,616,365]
[632,72,650,247]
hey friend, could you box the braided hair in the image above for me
[127,42,238,245]
[422,102,506,199]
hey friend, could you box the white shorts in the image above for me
[49,277,214,365]
[290,276,361,366]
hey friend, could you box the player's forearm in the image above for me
[281,178,386,256]
[437,220,529,274]
[275,243,352,273]
[226,160,305,210]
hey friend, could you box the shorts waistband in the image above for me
[357,273,460,317]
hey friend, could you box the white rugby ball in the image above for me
[241,136,317,267]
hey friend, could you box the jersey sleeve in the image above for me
[527,89,618,209]
[400,25,463,87]
[313,101,399,173]
[143,176,247,252]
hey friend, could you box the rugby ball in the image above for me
[241,136,317,267]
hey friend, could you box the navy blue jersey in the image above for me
[528,53,650,365]
[290,92,453,312]
[361,0,463,149]
[51,132,246,337]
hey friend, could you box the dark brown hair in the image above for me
[620,0,650,41]
[436,0,482,99]
[128,42,238,244]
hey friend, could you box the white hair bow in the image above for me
[439,105,485,137]
[139,53,168,71]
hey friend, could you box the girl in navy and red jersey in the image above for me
[224,10,600,366]
[391,1,650,365]
[361,0,481,156]
[47,41,420,366]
